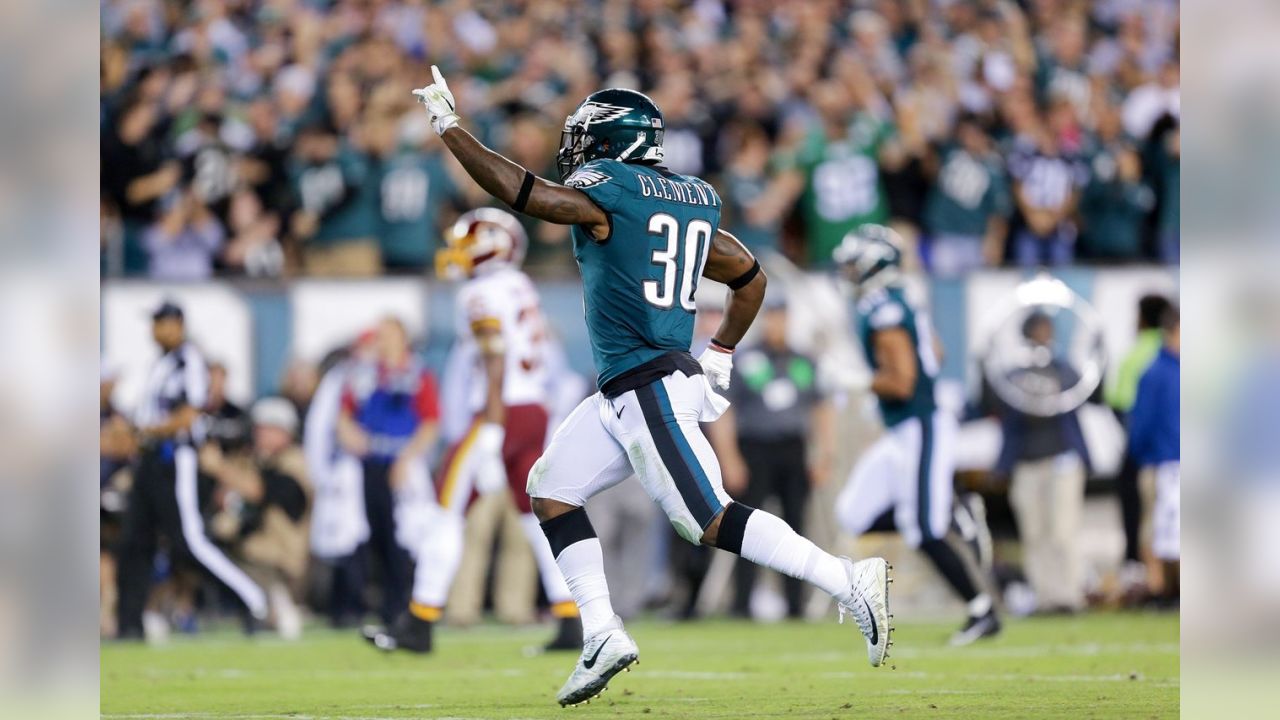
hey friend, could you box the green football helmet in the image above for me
[832,224,905,292]
[557,88,665,179]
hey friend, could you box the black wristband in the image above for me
[709,338,735,352]
[726,259,761,290]
[511,170,535,213]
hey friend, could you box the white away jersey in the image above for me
[451,266,549,417]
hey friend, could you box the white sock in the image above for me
[739,510,849,598]
[554,538,616,637]
[411,513,464,608]
[520,513,574,605]
[967,593,992,618]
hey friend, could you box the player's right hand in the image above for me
[411,65,459,135]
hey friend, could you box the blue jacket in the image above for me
[1128,347,1179,466]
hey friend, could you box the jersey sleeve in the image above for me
[461,284,502,333]
[415,371,441,422]
[562,159,626,212]
[866,298,909,333]
[340,384,358,415]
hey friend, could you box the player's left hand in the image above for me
[411,65,459,135]
[698,346,733,391]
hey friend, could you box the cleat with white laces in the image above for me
[835,557,893,667]
[556,616,639,707]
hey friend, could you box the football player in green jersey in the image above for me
[413,68,892,706]
[830,224,1001,647]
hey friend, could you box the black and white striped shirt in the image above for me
[134,342,209,447]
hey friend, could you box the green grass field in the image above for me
[101,612,1178,719]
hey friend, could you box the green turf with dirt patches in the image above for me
[101,612,1178,719]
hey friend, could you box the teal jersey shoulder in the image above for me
[856,285,939,427]
[565,159,722,387]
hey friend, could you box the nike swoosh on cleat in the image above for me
[583,636,610,669]
[861,598,878,646]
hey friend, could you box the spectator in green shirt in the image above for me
[365,115,460,274]
[1079,104,1155,262]
[719,122,783,257]
[922,115,1012,277]
[288,122,382,276]
[760,80,897,268]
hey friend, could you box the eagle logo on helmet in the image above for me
[573,102,633,127]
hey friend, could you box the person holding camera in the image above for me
[201,397,311,639]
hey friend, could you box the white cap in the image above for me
[251,396,298,434]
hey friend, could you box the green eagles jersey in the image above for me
[376,150,456,267]
[795,114,893,266]
[1079,143,1155,259]
[856,285,938,427]
[923,145,1012,238]
[289,144,379,245]
[563,159,722,389]
[722,169,780,254]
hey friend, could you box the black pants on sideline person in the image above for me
[361,458,412,625]
[732,436,811,618]
[1116,451,1142,563]
[115,445,267,637]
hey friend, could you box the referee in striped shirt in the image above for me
[115,301,268,638]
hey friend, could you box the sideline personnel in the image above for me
[115,301,267,638]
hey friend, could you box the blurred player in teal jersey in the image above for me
[412,68,892,706]
[830,225,1000,646]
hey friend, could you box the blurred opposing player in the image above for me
[413,68,891,706]
[830,225,999,646]
[366,208,583,654]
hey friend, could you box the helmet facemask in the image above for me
[556,119,593,180]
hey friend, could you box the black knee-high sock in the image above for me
[1117,452,1143,563]
[920,539,979,603]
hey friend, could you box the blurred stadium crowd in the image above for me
[101,0,1179,280]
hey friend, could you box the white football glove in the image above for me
[411,65,460,136]
[698,346,734,391]
[471,422,507,495]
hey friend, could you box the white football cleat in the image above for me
[835,556,893,667]
[556,616,639,707]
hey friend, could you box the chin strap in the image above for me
[616,131,647,162]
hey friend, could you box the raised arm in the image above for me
[438,127,608,237]
[414,66,609,239]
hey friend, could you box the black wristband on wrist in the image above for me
[709,338,736,352]
[511,170,535,213]
[726,259,761,290]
